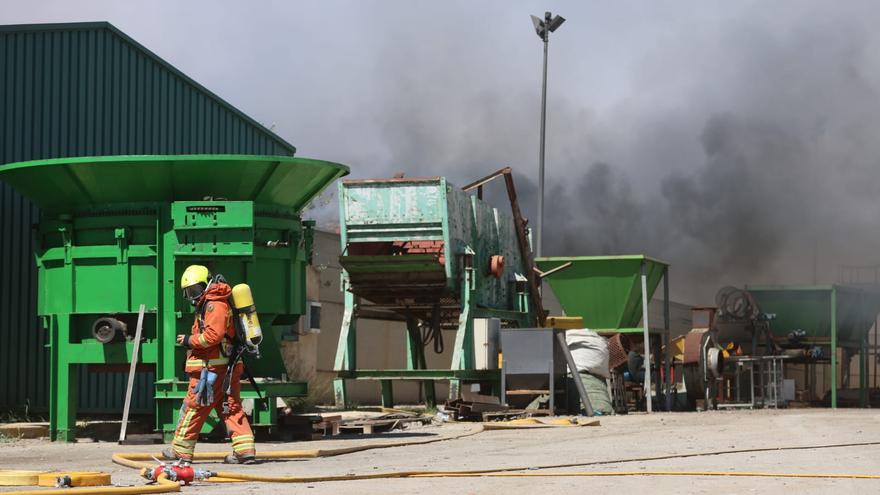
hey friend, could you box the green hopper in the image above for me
[536,255,670,412]
[535,255,669,333]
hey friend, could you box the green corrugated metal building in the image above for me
[0,21,298,415]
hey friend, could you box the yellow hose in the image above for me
[38,472,113,487]
[8,422,880,493]
[111,422,486,472]
[0,470,113,488]
[7,474,179,495]
[0,470,45,486]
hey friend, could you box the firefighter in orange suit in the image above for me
[162,265,256,464]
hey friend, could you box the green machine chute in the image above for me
[536,255,671,412]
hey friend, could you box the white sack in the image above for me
[566,328,610,378]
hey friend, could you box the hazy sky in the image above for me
[5,1,880,303]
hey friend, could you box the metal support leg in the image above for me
[860,336,868,408]
[501,356,507,406]
[406,317,436,408]
[450,256,475,400]
[831,288,838,409]
[640,262,652,413]
[663,268,671,411]
[157,206,179,435]
[735,362,741,403]
[333,291,357,408]
[749,361,756,408]
[380,380,394,408]
[50,314,78,442]
[874,316,878,390]
[555,331,593,416]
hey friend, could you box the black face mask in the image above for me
[183,283,207,306]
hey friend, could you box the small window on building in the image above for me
[305,301,322,333]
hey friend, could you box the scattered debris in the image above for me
[481,417,601,430]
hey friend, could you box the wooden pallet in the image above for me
[444,398,510,421]
[339,414,431,435]
[314,415,342,436]
[482,409,551,422]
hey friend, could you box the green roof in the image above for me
[0,154,349,212]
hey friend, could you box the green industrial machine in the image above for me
[536,255,671,411]
[0,154,348,441]
[747,285,880,408]
[334,176,539,407]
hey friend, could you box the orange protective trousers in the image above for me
[170,362,255,459]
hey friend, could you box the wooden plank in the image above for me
[504,389,551,395]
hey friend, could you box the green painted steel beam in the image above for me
[340,254,443,273]
[593,327,669,335]
[337,369,500,380]
[63,342,158,363]
[154,379,308,398]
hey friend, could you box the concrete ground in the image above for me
[1,409,879,494]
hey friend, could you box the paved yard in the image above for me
[1,409,879,494]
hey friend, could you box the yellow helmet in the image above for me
[181,265,210,304]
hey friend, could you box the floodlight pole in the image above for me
[537,13,549,258]
[533,11,563,257]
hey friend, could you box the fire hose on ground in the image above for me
[5,424,880,494]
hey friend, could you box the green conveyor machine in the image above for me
[747,285,880,408]
[535,255,671,411]
[0,155,348,441]
[333,175,540,407]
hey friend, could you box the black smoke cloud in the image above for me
[307,3,880,303]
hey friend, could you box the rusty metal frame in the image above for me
[462,167,546,326]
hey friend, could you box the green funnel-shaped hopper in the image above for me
[0,154,348,212]
[747,285,880,345]
[536,255,668,331]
